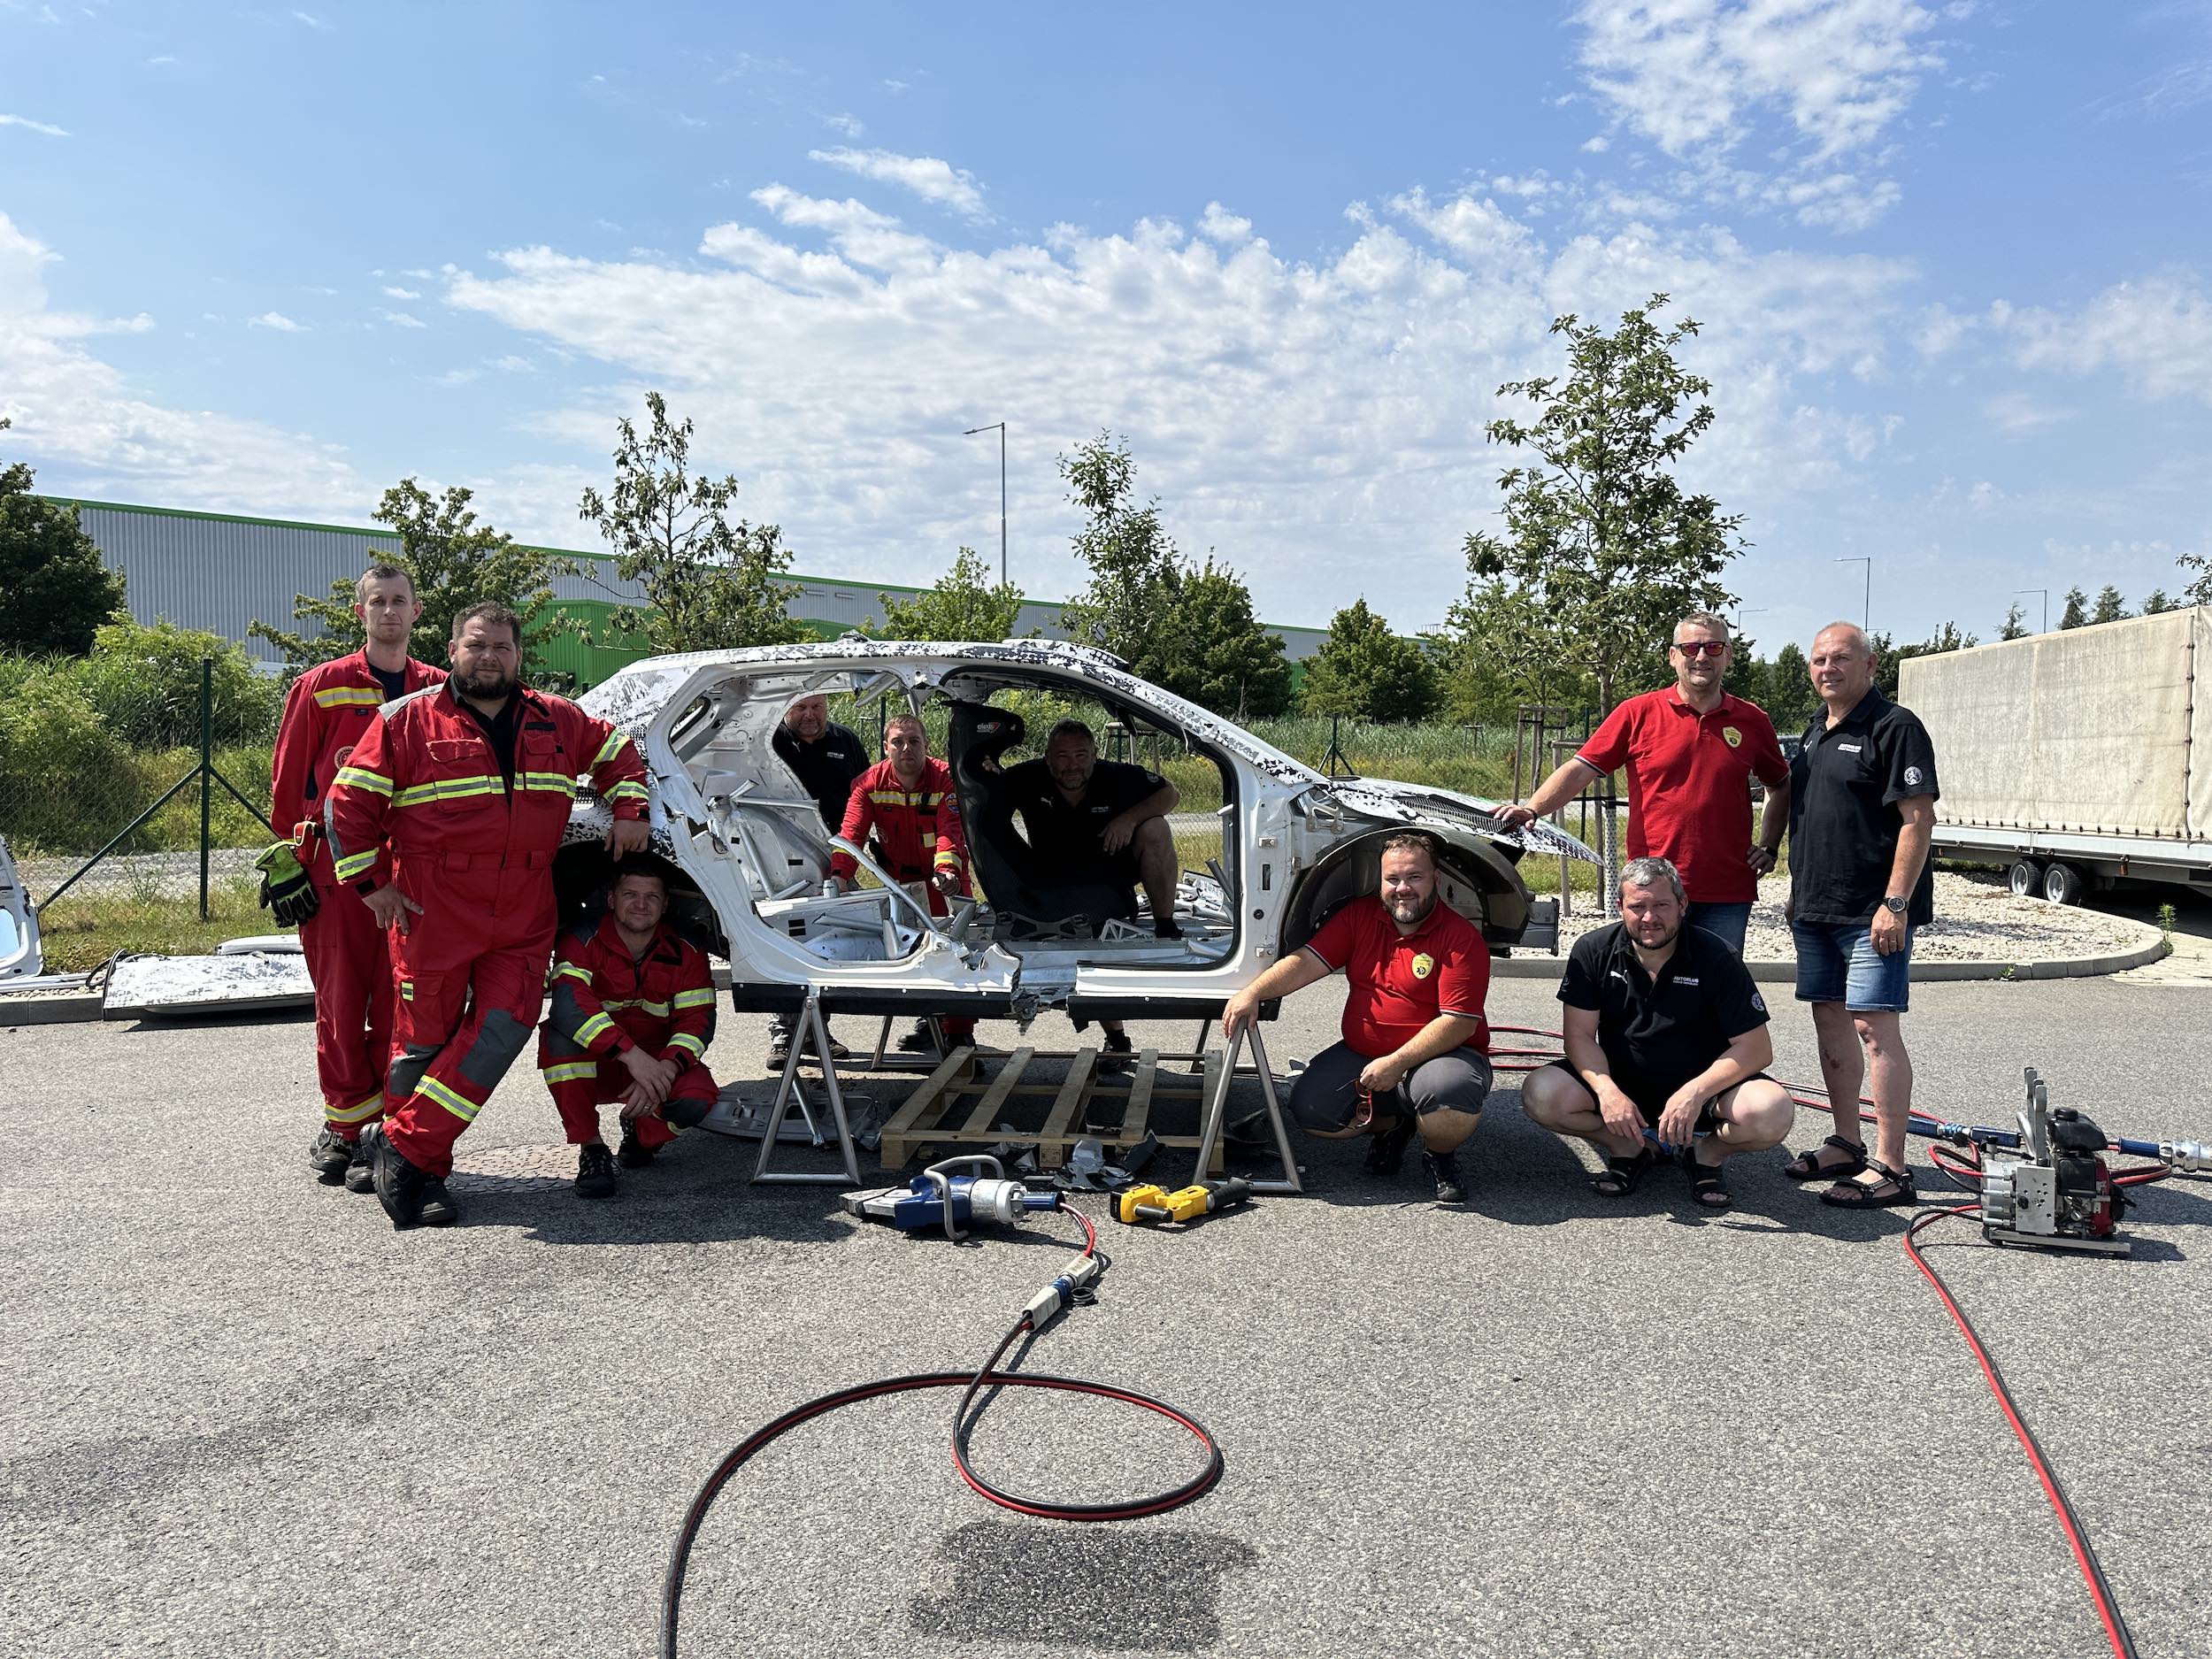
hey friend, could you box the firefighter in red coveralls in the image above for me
[271,565,446,1194]
[538,858,719,1200]
[828,711,979,1053]
[325,603,651,1230]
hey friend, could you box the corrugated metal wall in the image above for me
[54,499,1326,678]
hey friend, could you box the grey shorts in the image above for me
[1287,1040,1494,1133]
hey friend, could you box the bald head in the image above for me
[1809,621,1877,710]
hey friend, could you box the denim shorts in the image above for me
[1685,901,1753,956]
[1792,919,1912,1013]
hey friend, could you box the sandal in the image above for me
[1685,1149,1732,1210]
[1592,1146,1656,1198]
[1783,1134,1868,1183]
[1821,1158,1918,1209]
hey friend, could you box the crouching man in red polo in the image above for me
[1219,832,1493,1204]
[539,858,720,1201]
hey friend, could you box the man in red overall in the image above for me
[326,603,650,1230]
[538,858,720,1200]
[828,711,978,1051]
[273,565,446,1192]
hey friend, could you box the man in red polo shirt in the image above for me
[1220,833,1492,1203]
[1496,611,1789,955]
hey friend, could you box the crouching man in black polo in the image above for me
[1521,856,1795,1210]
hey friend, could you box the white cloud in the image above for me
[381,285,420,300]
[1571,0,1946,231]
[292,10,327,27]
[1582,134,1610,152]
[0,112,70,137]
[0,211,364,517]
[441,188,1919,626]
[807,146,988,219]
[374,308,426,328]
[249,311,306,332]
[1980,390,2070,434]
[147,55,176,66]
[824,111,865,138]
[1999,273,2212,404]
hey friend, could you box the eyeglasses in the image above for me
[1671,640,1728,657]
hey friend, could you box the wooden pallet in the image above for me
[876,1044,1226,1174]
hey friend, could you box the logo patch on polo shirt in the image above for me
[1723,726,1741,748]
[1904,766,1924,787]
[1675,976,1701,987]
[1838,742,1863,754]
[1410,953,1434,979]
[1751,992,1768,1013]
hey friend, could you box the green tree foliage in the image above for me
[2057,586,2089,629]
[74,618,284,748]
[0,419,129,656]
[1999,602,2029,640]
[1300,600,1441,722]
[1054,433,1291,717]
[2091,585,2128,625]
[1458,295,1741,725]
[1761,641,1817,730]
[875,546,1027,641]
[2141,588,2177,615]
[251,480,577,674]
[1058,433,1182,673]
[1438,579,1594,725]
[2179,548,2212,607]
[1148,558,1294,718]
[578,391,807,653]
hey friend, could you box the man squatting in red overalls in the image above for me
[325,602,650,1230]
[827,710,979,1053]
[273,565,445,1195]
[538,857,719,1201]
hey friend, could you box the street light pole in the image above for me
[964,422,1007,585]
[1835,557,1871,632]
[2016,588,2048,634]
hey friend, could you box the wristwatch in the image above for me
[1880,895,1908,915]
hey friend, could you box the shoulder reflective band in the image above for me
[334,765,394,795]
[315,686,386,710]
[593,730,634,766]
[672,987,716,1010]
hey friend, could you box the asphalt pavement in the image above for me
[4,970,2211,1659]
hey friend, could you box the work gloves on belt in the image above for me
[254,840,320,926]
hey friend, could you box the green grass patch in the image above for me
[37,879,285,973]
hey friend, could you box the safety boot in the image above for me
[365,1125,427,1230]
[575,1141,618,1201]
[344,1138,377,1194]
[1422,1147,1467,1204]
[419,1178,459,1227]
[617,1122,656,1169]
[309,1127,353,1186]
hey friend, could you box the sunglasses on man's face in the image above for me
[1672,640,1728,657]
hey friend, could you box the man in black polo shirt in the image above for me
[767,693,869,1066]
[1778,622,1939,1209]
[997,718,1181,1065]
[1523,856,1794,1210]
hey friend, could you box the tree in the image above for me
[2057,586,2089,629]
[1882,621,1978,698]
[1763,642,1817,731]
[2141,588,2177,615]
[1058,432,1182,677]
[1999,602,2029,640]
[1299,600,1440,722]
[2179,548,2212,607]
[252,480,577,674]
[1459,293,1742,902]
[1437,578,1592,725]
[1148,558,1294,718]
[2091,585,2127,625]
[874,547,1027,641]
[0,419,129,656]
[579,391,807,653]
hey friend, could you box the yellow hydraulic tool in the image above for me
[1114,1179,1254,1227]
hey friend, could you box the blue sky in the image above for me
[4,1,2209,656]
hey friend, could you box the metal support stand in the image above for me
[1189,1020,1302,1194]
[751,989,863,1187]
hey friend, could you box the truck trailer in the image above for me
[1897,606,2212,904]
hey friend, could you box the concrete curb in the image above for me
[0,993,107,1027]
[1495,934,2172,983]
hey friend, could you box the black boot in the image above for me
[575,1141,617,1201]
[617,1122,656,1168]
[419,1178,459,1226]
[1363,1114,1417,1179]
[309,1127,353,1186]
[365,1125,427,1230]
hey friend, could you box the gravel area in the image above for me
[1557,871,2162,962]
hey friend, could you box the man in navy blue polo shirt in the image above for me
[1523,856,1794,1210]
[1778,623,1939,1209]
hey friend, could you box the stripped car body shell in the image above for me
[563,641,1596,1022]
